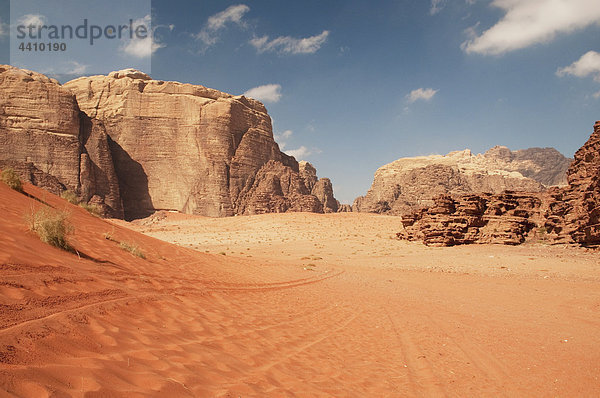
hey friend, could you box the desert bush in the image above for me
[1,168,23,192]
[60,190,79,204]
[119,241,146,259]
[26,206,73,250]
[79,202,101,217]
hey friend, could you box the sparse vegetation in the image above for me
[1,168,23,192]
[60,190,102,217]
[26,206,73,250]
[60,190,79,204]
[79,202,101,217]
[103,229,116,242]
[219,251,226,256]
[536,226,548,242]
[119,241,146,259]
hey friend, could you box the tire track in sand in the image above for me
[385,310,447,397]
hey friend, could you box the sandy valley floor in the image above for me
[126,211,600,397]
[1,183,599,397]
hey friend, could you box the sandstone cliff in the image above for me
[0,66,337,219]
[63,69,338,219]
[355,147,571,215]
[399,121,600,248]
[0,65,123,218]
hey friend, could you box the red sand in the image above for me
[1,182,599,397]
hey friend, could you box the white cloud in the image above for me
[279,130,293,139]
[196,4,249,47]
[65,61,88,75]
[244,84,282,103]
[17,14,46,27]
[407,88,438,103]
[274,129,293,150]
[557,51,600,82]
[119,15,164,59]
[430,0,447,15]
[286,146,311,160]
[462,0,600,56]
[250,30,329,54]
[463,22,481,40]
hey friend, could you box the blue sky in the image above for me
[2,1,600,204]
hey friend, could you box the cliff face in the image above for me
[355,147,571,215]
[64,69,287,219]
[399,121,600,248]
[0,66,81,190]
[0,65,123,218]
[0,66,336,220]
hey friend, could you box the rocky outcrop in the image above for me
[337,203,352,212]
[399,192,542,246]
[312,178,338,213]
[299,161,338,213]
[399,121,600,248]
[355,147,571,215]
[236,160,323,214]
[543,121,600,246]
[0,65,123,218]
[299,161,318,192]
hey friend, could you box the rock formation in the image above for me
[236,160,323,214]
[399,121,600,248]
[543,121,600,246]
[355,147,571,215]
[299,161,338,213]
[0,66,337,219]
[398,192,543,246]
[0,65,123,218]
[337,203,352,212]
[299,161,318,192]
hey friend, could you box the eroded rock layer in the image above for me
[399,122,600,247]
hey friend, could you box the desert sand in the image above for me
[1,183,599,397]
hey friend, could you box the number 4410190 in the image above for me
[18,42,67,52]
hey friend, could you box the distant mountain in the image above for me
[353,146,572,215]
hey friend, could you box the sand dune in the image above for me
[1,184,599,396]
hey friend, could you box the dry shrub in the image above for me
[119,241,146,259]
[60,190,79,204]
[79,202,101,217]
[26,206,73,250]
[1,168,23,192]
